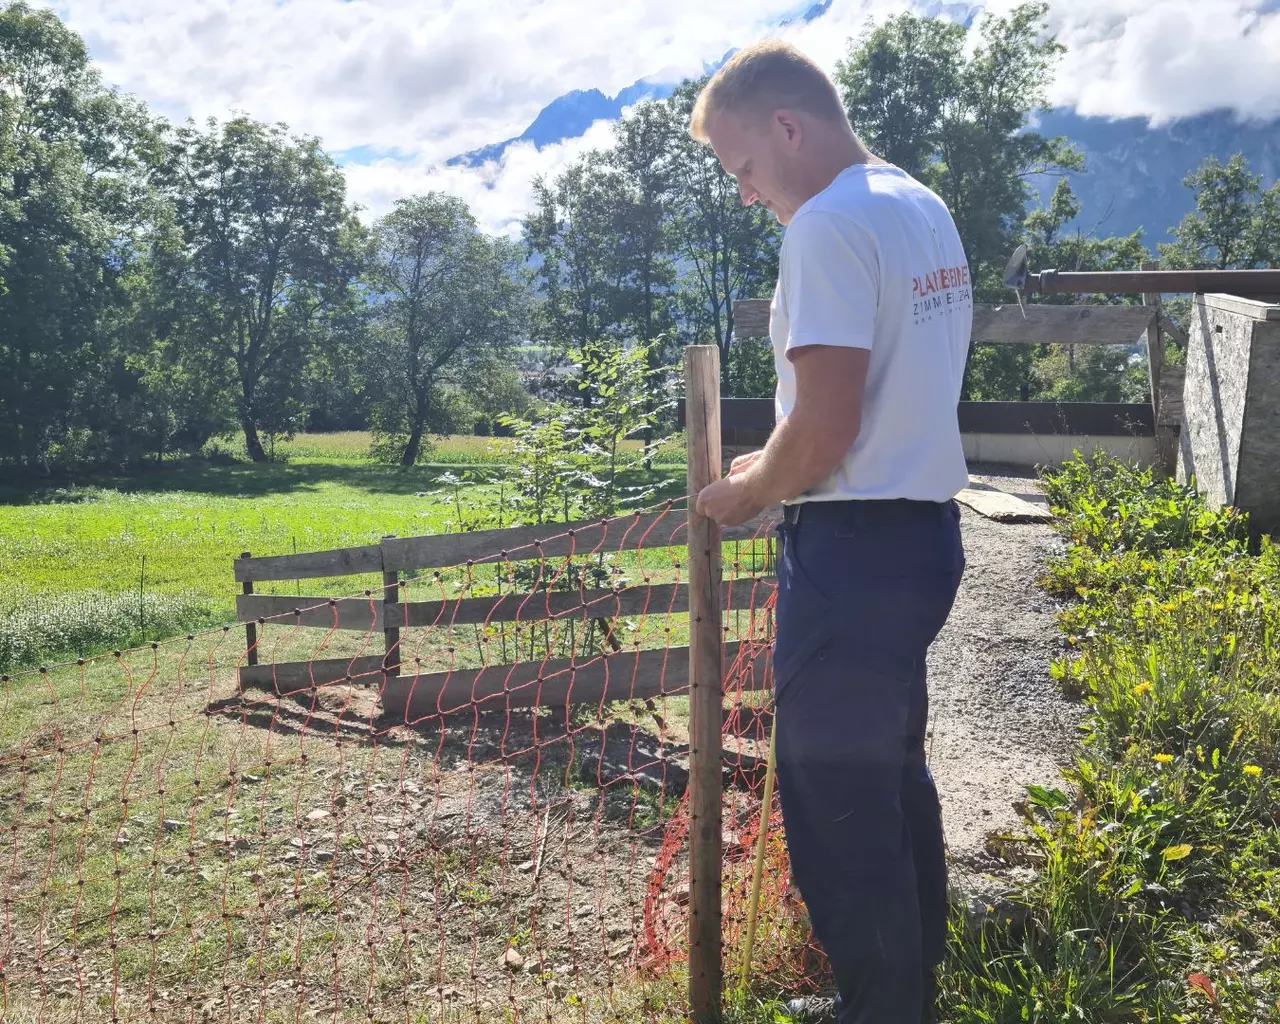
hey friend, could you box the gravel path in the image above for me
[926,469,1081,898]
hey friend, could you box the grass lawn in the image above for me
[0,432,783,1024]
[0,432,691,674]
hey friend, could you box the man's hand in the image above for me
[695,475,763,528]
[728,450,762,477]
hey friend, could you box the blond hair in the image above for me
[689,39,848,141]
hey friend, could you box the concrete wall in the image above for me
[1179,293,1280,533]
[961,433,1158,468]
[723,435,1159,475]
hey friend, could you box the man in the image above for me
[690,40,971,1024]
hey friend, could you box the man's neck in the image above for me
[798,138,878,205]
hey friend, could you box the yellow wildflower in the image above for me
[1153,753,1174,764]
[1134,682,1153,696]
[1243,765,1263,777]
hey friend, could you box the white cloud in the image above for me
[40,0,1280,236]
[1025,0,1280,124]
[342,118,620,235]
[49,0,803,163]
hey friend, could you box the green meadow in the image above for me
[0,432,690,674]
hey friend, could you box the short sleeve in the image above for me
[779,209,878,356]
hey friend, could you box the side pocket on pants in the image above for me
[771,613,834,704]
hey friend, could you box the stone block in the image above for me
[1179,293,1280,534]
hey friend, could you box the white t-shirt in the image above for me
[770,162,972,503]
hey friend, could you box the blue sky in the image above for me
[44,0,1280,235]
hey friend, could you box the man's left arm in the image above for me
[696,211,876,527]
[696,348,868,525]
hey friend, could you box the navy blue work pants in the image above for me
[772,498,964,1024]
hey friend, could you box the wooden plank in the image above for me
[729,298,1158,345]
[1201,293,1280,322]
[240,655,386,691]
[235,544,383,584]
[731,298,771,338]
[956,484,1052,523]
[237,577,776,632]
[384,645,742,718]
[237,594,385,631]
[684,345,723,1021]
[972,303,1155,346]
[241,638,766,710]
[381,509,688,573]
[1158,366,1185,428]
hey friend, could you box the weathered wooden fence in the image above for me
[729,285,1185,474]
[234,347,767,1021]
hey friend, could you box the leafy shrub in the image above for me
[1041,448,1249,555]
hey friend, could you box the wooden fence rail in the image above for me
[235,507,770,584]
[236,576,774,633]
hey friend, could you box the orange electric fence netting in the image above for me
[0,501,830,1024]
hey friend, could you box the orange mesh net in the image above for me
[1,501,828,1023]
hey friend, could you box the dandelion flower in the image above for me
[1153,753,1174,764]
[1243,765,1262,777]
[1134,682,1153,696]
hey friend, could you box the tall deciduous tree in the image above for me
[835,14,965,179]
[0,0,157,469]
[524,154,628,356]
[1159,154,1280,270]
[833,1,1081,296]
[364,193,529,466]
[153,116,358,462]
[665,80,780,355]
[609,101,679,353]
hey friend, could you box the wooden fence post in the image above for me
[241,552,258,667]
[382,536,401,678]
[684,345,723,1022]
[1142,260,1176,475]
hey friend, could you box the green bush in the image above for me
[0,590,220,673]
[939,450,1280,1023]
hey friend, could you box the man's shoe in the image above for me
[783,995,838,1022]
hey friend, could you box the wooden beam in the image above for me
[235,544,383,584]
[236,577,777,632]
[729,298,1157,346]
[381,509,689,573]
[684,345,723,1021]
[971,303,1155,345]
[1158,365,1185,429]
[731,297,771,338]
[237,639,763,711]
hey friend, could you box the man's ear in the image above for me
[772,109,803,150]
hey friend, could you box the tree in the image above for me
[964,178,1150,401]
[364,193,529,466]
[524,154,628,358]
[608,101,679,353]
[835,14,965,179]
[0,1,159,470]
[1159,154,1280,270]
[665,80,780,355]
[152,116,358,462]
[833,2,1081,296]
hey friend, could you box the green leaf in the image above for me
[1162,844,1193,861]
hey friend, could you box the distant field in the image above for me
[0,432,688,673]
